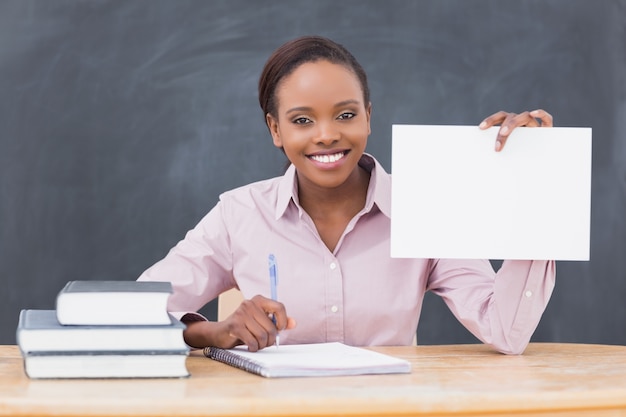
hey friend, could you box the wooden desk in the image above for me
[1,343,625,416]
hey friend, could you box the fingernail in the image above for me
[500,126,509,135]
[495,141,502,152]
[530,110,539,116]
[479,121,487,129]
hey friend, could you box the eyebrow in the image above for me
[285,99,362,115]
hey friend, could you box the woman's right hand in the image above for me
[183,295,296,352]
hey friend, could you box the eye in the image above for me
[292,117,312,125]
[337,112,356,120]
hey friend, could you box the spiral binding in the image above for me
[203,347,265,376]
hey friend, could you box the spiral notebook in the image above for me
[203,342,411,378]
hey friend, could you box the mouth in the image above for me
[307,150,348,164]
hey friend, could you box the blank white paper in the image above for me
[390,125,592,261]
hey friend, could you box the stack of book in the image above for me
[16,280,189,379]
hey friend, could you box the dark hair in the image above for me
[258,36,370,119]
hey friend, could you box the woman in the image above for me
[138,36,555,354]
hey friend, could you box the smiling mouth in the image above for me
[308,151,347,164]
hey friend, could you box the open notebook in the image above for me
[203,342,411,378]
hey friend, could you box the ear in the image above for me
[266,113,283,148]
[365,102,372,135]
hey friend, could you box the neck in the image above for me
[297,165,370,221]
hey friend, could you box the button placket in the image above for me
[325,257,344,342]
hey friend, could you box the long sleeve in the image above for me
[428,259,556,354]
[138,201,236,321]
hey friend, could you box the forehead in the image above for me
[275,60,364,107]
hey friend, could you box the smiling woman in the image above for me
[265,60,372,248]
[138,35,556,355]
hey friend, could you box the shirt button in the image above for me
[329,262,337,270]
[331,305,338,313]
[525,290,533,298]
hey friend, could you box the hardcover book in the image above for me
[22,350,190,379]
[56,280,172,325]
[17,309,188,353]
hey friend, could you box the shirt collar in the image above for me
[275,153,391,220]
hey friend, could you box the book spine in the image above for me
[203,347,265,377]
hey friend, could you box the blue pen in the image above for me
[268,254,280,348]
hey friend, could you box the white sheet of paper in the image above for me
[390,125,592,261]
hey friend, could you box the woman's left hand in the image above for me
[479,109,553,152]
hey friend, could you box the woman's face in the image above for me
[266,60,371,191]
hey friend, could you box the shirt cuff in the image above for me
[178,312,209,323]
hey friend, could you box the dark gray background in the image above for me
[1,0,625,346]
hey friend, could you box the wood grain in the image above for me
[1,343,625,416]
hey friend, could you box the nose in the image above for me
[314,120,339,145]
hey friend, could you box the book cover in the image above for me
[60,280,173,293]
[17,309,188,353]
[22,350,190,379]
[203,342,411,378]
[56,280,173,325]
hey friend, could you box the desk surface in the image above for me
[1,343,626,417]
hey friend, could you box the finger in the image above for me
[494,111,521,152]
[224,317,262,351]
[479,110,510,129]
[529,109,553,127]
[269,303,290,332]
[251,294,290,332]
[496,111,540,151]
[223,318,260,352]
[286,317,297,330]
[241,313,296,351]
[227,299,278,351]
[230,315,275,352]
[242,318,273,351]
[245,298,283,348]
[524,116,541,127]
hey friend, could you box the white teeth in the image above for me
[310,152,344,163]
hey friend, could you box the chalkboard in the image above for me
[1,0,625,346]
